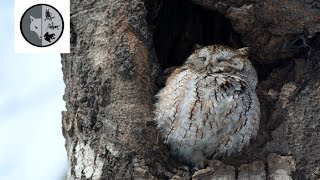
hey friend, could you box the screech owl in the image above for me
[154,45,260,167]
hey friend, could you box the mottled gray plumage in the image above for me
[154,45,260,167]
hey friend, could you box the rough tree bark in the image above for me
[61,0,320,179]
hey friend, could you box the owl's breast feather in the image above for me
[154,69,260,167]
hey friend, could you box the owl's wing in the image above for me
[155,71,260,163]
[154,67,199,143]
[201,75,260,157]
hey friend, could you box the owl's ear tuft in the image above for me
[193,44,203,51]
[238,47,250,56]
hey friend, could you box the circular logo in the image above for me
[20,4,64,47]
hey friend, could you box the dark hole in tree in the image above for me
[145,0,242,70]
[144,0,262,165]
[293,39,304,47]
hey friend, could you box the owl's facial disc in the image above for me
[209,51,244,72]
[186,46,247,73]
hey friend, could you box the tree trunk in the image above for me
[61,0,320,179]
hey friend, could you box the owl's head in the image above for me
[185,45,258,88]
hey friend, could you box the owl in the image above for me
[154,45,260,168]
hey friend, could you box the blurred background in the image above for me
[0,1,67,179]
